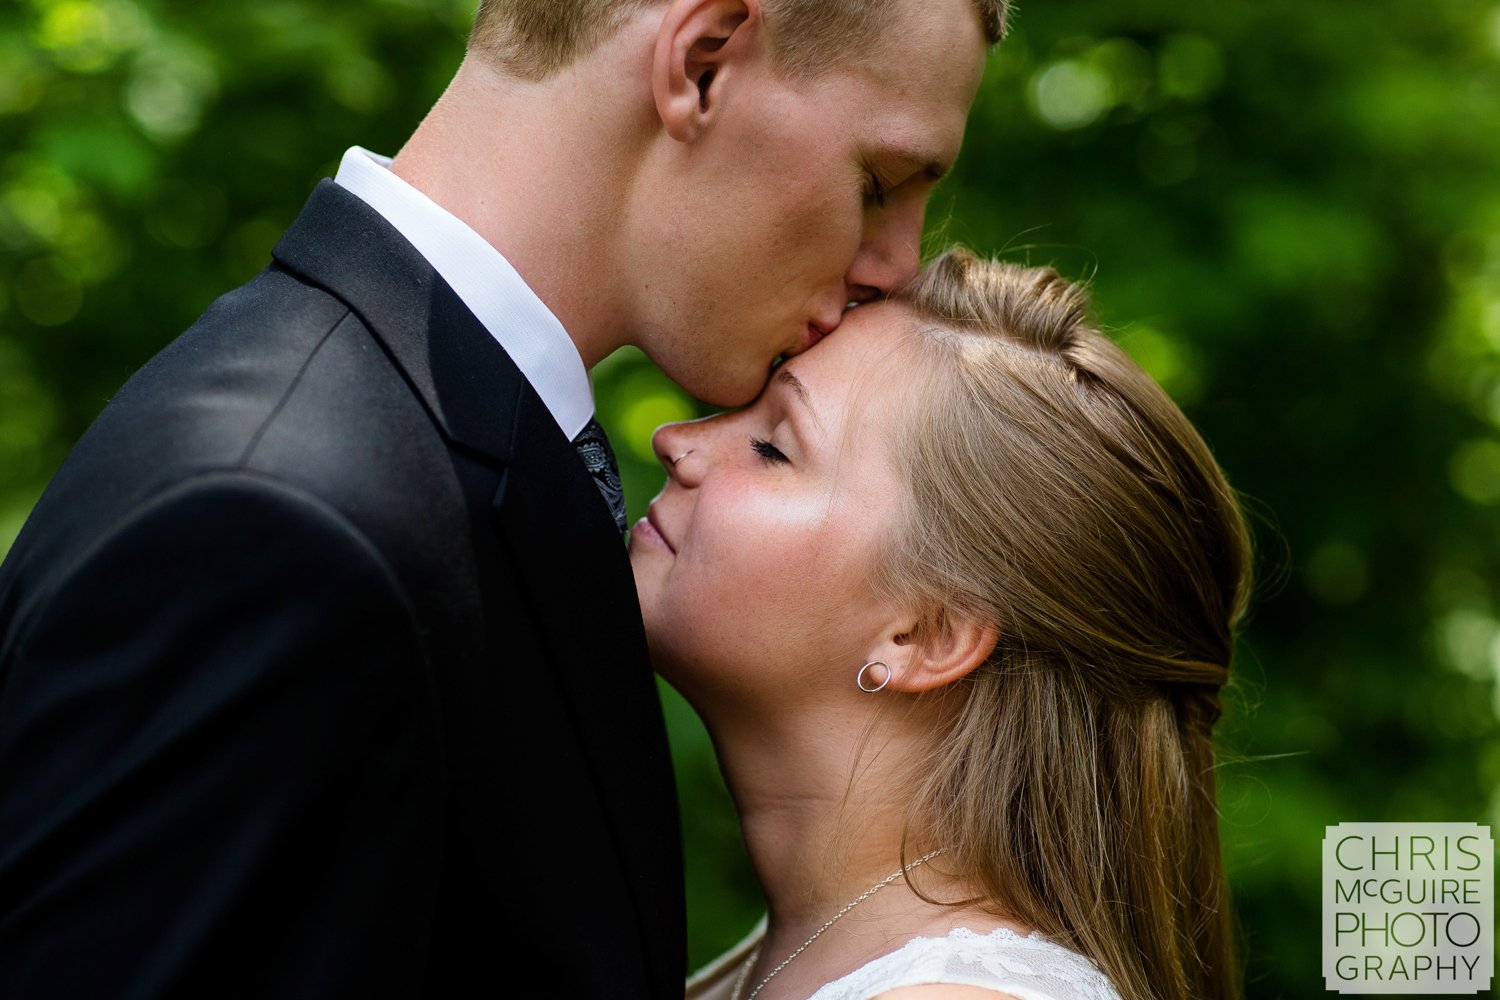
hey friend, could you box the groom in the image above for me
[0,0,999,996]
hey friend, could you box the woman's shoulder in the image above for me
[810,925,1123,1000]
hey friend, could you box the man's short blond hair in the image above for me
[469,0,1010,81]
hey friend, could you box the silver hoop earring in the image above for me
[856,660,890,693]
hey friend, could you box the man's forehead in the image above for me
[851,0,989,68]
[837,7,987,140]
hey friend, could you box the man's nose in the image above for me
[845,201,925,303]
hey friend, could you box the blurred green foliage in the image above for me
[2,1,1498,996]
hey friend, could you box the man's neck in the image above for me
[389,51,653,369]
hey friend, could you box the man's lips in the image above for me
[793,319,834,355]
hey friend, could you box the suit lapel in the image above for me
[272,180,517,461]
[493,384,682,991]
[273,180,682,990]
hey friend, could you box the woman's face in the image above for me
[629,304,917,712]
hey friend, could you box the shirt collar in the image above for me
[332,146,594,440]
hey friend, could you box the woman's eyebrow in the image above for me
[776,368,824,433]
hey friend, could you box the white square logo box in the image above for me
[1323,823,1493,994]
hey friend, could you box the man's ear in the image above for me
[868,608,1000,694]
[652,0,762,143]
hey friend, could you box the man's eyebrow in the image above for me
[776,368,823,431]
[882,143,953,182]
[914,156,951,182]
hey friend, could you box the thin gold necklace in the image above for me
[730,847,948,1000]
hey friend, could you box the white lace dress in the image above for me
[686,920,1123,1000]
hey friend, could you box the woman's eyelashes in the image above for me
[750,436,790,465]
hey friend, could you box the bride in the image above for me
[629,247,1251,1000]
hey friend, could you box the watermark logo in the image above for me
[1323,823,1493,994]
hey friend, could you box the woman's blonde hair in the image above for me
[886,247,1252,1000]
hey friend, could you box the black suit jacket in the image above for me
[0,181,684,998]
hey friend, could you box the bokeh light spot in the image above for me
[55,211,127,282]
[1116,323,1204,404]
[3,183,64,244]
[326,55,395,114]
[0,41,49,115]
[1028,59,1113,130]
[1158,34,1225,102]
[126,45,218,141]
[35,1,113,73]
[33,0,147,74]
[1437,608,1499,680]
[1090,39,1153,109]
[1450,438,1500,503]
[621,392,696,464]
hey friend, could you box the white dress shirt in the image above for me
[332,146,594,440]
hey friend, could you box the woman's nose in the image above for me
[652,422,705,486]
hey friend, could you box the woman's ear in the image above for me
[652,0,762,142]
[869,608,1000,694]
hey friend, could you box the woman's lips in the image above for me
[638,507,675,554]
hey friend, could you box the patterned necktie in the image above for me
[572,417,627,534]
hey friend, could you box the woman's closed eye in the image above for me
[750,436,790,465]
